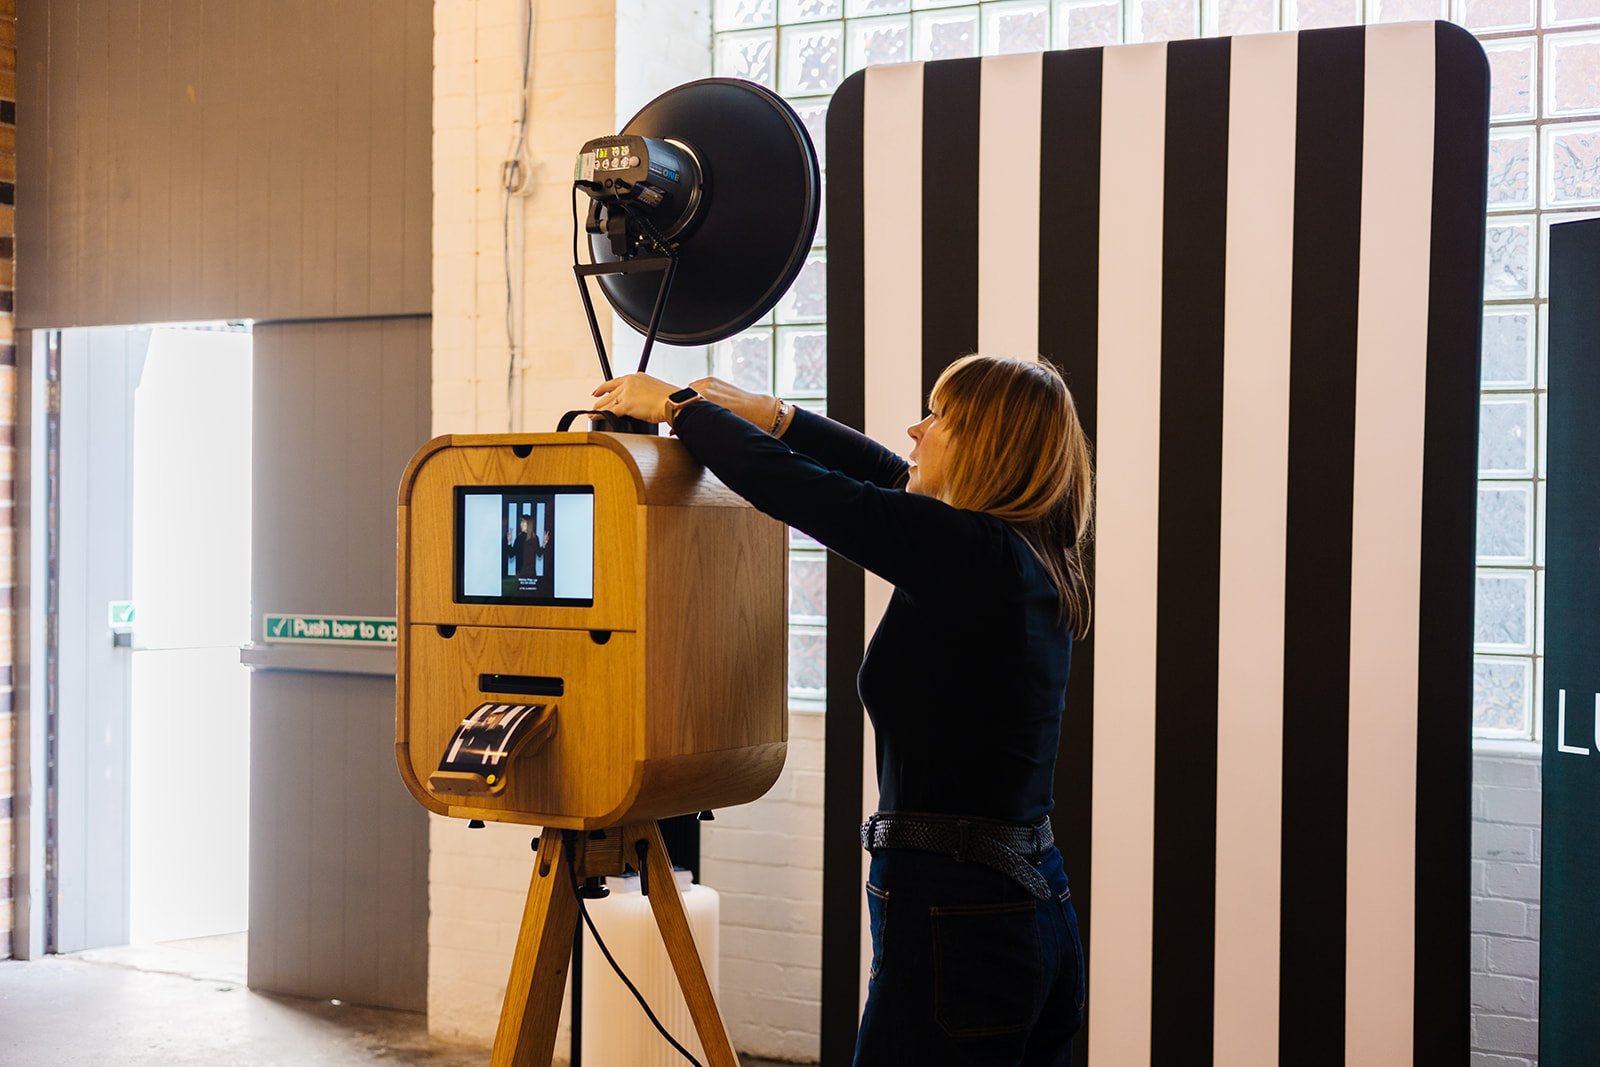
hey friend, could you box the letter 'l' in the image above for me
[1557,689,1591,756]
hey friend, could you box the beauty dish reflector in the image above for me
[584,78,821,346]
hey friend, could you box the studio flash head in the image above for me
[575,134,706,259]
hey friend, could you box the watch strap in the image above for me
[665,386,701,426]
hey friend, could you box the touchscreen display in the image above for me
[455,486,596,606]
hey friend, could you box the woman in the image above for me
[593,354,1092,1066]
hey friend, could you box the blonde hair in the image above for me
[929,354,1094,638]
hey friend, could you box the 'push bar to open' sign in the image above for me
[263,613,398,646]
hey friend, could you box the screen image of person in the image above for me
[458,488,592,604]
[504,497,555,598]
[592,356,1092,1065]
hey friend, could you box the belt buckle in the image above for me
[864,813,882,850]
[954,819,970,863]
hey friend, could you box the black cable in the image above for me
[504,179,516,431]
[572,183,583,271]
[564,844,704,1067]
[504,0,536,432]
[619,198,677,258]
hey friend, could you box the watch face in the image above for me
[668,386,699,404]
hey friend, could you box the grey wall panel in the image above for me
[233,0,275,315]
[248,670,427,1012]
[401,0,433,316]
[103,1,144,328]
[135,4,173,325]
[15,0,433,328]
[197,1,241,315]
[247,315,430,1010]
[167,0,205,323]
[251,318,432,627]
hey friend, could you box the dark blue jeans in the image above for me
[853,844,1085,1066]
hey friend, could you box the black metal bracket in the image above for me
[572,254,679,384]
[634,838,652,897]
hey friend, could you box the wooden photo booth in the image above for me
[396,430,787,1065]
[396,430,787,828]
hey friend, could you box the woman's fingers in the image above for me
[588,373,675,423]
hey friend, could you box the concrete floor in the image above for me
[0,937,804,1066]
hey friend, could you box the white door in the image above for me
[127,327,253,944]
[56,325,252,952]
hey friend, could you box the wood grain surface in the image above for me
[397,433,788,829]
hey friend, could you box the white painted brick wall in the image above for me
[433,0,621,441]
[427,814,565,1047]
[610,0,713,391]
[701,711,827,1062]
[1472,750,1543,1067]
[431,3,828,1060]
[430,0,614,1051]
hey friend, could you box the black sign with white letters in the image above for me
[1541,217,1600,1063]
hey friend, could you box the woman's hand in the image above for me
[688,376,783,431]
[591,373,680,424]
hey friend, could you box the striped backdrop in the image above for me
[820,22,1488,1066]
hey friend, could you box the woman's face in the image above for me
[906,406,954,497]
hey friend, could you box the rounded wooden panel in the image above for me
[403,624,644,827]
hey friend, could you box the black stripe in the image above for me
[1151,37,1230,1067]
[1038,46,1102,1067]
[821,69,868,1067]
[922,58,981,397]
[1279,27,1364,1065]
[1413,23,1488,1064]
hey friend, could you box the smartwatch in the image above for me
[665,385,701,426]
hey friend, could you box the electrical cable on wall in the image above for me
[502,0,538,432]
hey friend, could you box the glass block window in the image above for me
[1475,5,1600,740]
[715,0,1583,729]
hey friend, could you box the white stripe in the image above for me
[1212,30,1298,1067]
[1088,42,1167,1067]
[978,52,1043,359]
[860,61,926,1015]
[1345,23,1435,1062]
[500,703,534,738]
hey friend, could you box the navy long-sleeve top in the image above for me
[671,401,1073,825]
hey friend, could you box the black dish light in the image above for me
[576,78,821,347]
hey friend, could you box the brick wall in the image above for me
[701,712,826,1062]
[432,0,621,439]
[429,0,616,1046]
[428,2,829,1059]
[0,0,15,962]
[1472,749,1542,1066]
[428,814,555,1046]
[612,3,830,1061]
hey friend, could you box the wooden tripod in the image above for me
[490,821,739,1067]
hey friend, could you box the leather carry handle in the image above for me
[556,409,659,435]
[557,409,602,432]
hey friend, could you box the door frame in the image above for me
[14,326,49,958]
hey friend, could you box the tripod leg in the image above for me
[492,828,580,1067]
[629,821,740,1067]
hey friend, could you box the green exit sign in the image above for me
[263,613,398,646]
[108,601,135,629]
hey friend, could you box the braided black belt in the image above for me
[860,811,1056,901]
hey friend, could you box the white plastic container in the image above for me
[579,871,721,1066]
